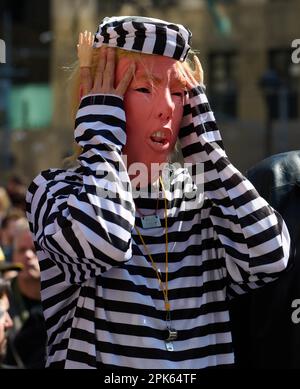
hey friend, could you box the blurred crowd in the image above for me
[0,176,47,369]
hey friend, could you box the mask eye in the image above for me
[135,87,150,94]
[172,92,183,97]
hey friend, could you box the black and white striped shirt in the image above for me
[26,90,290,369]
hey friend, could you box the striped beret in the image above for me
[94,16,192,62]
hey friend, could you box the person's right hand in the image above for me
[89,47,135,97]
[77,31,94,96]
[77,32,135,99]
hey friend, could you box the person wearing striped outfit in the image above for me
[26,16,291,369]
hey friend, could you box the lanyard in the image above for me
[134,177,170,313]
[134,176,178,351]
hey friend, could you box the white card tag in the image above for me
[165,341,174,351]
[141,215,161,229]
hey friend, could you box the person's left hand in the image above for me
[194,55,204,86]
[179,55,204,90]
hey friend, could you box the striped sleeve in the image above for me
[180,86,291,292]
[26,94,135,284]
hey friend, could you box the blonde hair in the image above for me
[66,47,200,166]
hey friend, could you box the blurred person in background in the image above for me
[230,150,300,368]
[3,218,46,369]
[0,209,25,264]
[6,176,27,214]
[0,277,14,368]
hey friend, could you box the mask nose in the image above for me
[157,90,174,123]
[158,111,171,122]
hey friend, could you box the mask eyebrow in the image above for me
[134,73,161,84]
[134,72,186,89]
[170,77,187,89]
[170,76,187,91]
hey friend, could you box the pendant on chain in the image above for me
[165,328,178,352]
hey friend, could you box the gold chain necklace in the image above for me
[134,176,178,351]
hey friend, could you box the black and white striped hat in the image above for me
[94,16,192,62]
